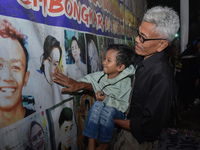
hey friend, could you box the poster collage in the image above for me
[0,0,145,149]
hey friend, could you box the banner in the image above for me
[0,0,145,149]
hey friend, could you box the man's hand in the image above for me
[51,67,80,92]
[51,66,93,93]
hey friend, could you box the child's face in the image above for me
[103,49,123,79]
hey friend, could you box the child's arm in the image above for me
[95,90,106,101]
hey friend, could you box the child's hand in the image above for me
[95,90,106,101]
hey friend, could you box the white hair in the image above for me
[143,6,180,42]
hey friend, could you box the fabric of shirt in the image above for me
[127,50,175,143]
[79,65,135,113]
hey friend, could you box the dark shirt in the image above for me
[127,50,175,143]
[24,107,35,117]
[196,52,200,78]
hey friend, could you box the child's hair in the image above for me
[107,44,135,68]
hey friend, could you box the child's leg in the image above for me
[96,142,109,150]
[82,101,104,149]
[88,138,95,150]
[98,106,124,147]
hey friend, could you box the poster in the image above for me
[0,0,145,149]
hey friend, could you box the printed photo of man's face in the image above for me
[0,37,30,110]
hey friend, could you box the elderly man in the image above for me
[52,6,180,150]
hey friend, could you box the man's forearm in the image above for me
[52,67,94,93]
[114,119,130,131]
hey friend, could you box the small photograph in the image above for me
[46,98,77,150]
[37,35,63,85]
[25,112,49,150]
[97,36,107,65]
[85,33,102,73]
[1,111,49,150]
[64,30,87,80]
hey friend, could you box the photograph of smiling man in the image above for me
[0,18,35,129]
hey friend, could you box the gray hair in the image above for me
[143,6,180,42]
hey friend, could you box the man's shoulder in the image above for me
[149,59,173,78]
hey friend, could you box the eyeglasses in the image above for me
[136,28,167,43]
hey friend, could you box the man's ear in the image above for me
[157,40,169,52]
[117,64,125,72]
[23,71,30,87]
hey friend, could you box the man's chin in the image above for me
[0,99,19,110]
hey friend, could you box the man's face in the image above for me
[135,21,168,59]
[43,47,60,84]
[0,37,30,110]
[71,40,80,61]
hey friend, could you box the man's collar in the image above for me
[141,50,166,71]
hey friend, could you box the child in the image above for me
[78,44,135,150]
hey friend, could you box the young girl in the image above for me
[78,44,135,150]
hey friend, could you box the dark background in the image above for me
[147,0,200,44]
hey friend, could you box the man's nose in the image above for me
[1,65,13,81]
[134,36,139,44]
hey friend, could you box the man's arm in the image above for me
[51,67,93,92]
[114,119,130,131]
